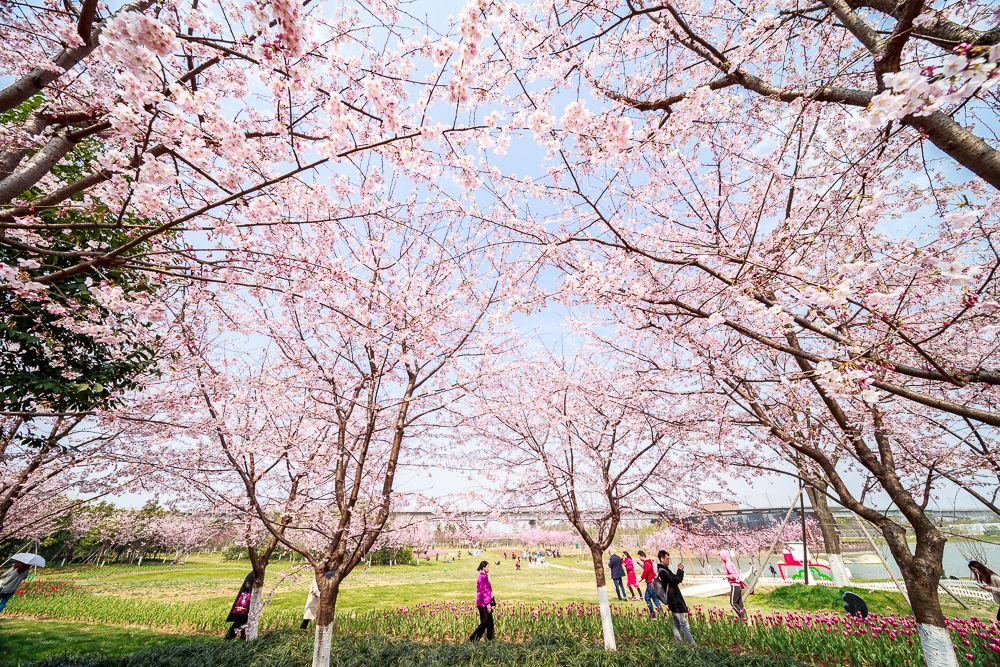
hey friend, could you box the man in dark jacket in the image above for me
[608,553,627,601]
[656,550,695,643]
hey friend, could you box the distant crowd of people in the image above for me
[497,548,562,572]
[608,548,746,629]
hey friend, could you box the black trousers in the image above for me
[729,584,748,621]
[470,605,495,641]
[224,620,246,640]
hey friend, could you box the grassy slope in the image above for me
[758,583,914,615]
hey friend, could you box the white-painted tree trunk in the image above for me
[311,622,333,667]
[826,553,851,587]
[596,585,617,651]
[244,579,265,641]
[916,623,959,667]
[138,554,144,567]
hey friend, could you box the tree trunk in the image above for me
[311,580,340,667]
[589,549,617,651]
[805,483,849,586]
[245,576,265,641]
[312,621,333,667]
[881,522,958,667]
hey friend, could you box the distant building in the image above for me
[698,502,741,513]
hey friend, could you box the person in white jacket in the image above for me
[0,562,30,612]
[301,576,320,629]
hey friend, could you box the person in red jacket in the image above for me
[623,551,640,600]
[637,550,663,618]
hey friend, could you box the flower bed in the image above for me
[336,601,1000,666]
[7,579,299,634]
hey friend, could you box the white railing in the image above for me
[681,574,996,602]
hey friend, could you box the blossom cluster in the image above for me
[864,44,1000,127]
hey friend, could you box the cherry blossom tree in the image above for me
[473,352,700,650]
[6,5,1000,667]
[139,345,321,641]
[0,414,140,543]
[439,8,1000,659]
[523,1,1000,185]
[648,513,821,576]
[517,527,577,549]
[142,191,512,665]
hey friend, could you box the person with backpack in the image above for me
[655,550,695,643]
[637,550,663,618]
[301,575,320,630]
[841,591,869,619]
[0,561,30,613]
[608,553,627,601]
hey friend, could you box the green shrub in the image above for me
[27,633,800,667]
[366,546,414,567]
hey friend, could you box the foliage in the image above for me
[23,632,800,667]
[9,572,999,666]
[9,502,222,565]
[0,97,159,414]
[219,543,299,563]
[366,546,414,567]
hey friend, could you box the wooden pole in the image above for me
[746,488,804,595]
[854,516,911,609]
[938,581,970,610]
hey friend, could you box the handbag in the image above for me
[232,591,251,615]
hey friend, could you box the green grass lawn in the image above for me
[4,550,612,621]
[1,550,991,665]
[0,618,189,666]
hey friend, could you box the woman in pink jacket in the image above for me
[623,551,640,600]
[469,560,496,641]
[721,550,748,621]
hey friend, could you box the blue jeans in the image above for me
[669,612,695,643]
[0,593,12,613]
[612,577,626,600]
[643,582,662,616]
